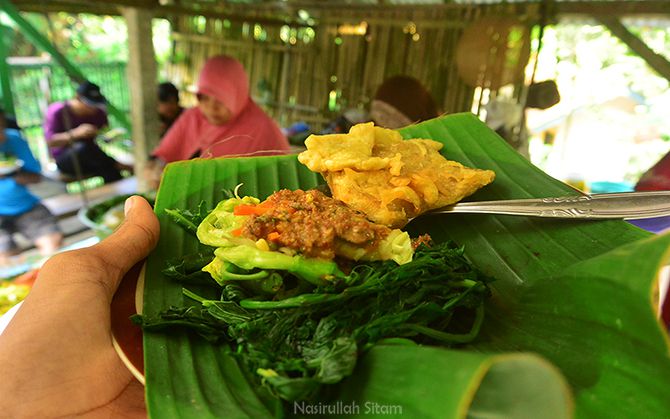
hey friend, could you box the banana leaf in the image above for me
[142,113,670,418]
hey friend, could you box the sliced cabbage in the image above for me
[197,193,414,287]
[196,196,259,248]
[335,230,413,265]
[203,257,270,286]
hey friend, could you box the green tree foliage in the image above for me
[5,12,171,65]
[5,13,126,61]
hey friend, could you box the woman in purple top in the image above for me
[43,81,123,183]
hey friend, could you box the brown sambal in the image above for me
[237,189,391,260]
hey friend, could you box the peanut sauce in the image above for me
[241,189,390,260]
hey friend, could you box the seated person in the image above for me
[370,75,440,129]
[320,76,438,136]
[635,151,670,192]
[321,108,369,135]
[4,114,20,130]
[157,82,184,138]
[147,56,290,188]
[630,149,670,234]
[0,107,63,265]
[152,55,289,162]
[43,81,123,184]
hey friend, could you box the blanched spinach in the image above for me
[134,240,492,402]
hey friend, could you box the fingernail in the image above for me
[124,196,135,216]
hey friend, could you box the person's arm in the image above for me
[44,104,99,147]
[0,196,159,417]
[12,171,41,185]
[47,131,76,148]
[7,130,42,185]
[47,124,100,148]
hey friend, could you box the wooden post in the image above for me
[123,7,160,192]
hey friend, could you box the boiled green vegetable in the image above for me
[138,192,493,404]
[135,238,492,402]
[205,245,343,286]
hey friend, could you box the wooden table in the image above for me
[41,176,138,219]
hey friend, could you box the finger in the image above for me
[91,195,160,276]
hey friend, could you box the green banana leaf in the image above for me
[142,113,670,418]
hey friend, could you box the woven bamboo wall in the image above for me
[164,2,542,131]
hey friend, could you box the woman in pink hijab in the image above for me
[152,56,290,163]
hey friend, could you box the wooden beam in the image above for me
[558,1,670,17]
[157,5,307,27]
[168,0,670,18]
[122,7,160,192]
[9,1,311,27]
[600,17,670,82]
[8,0,123,15]
[8,0,157,14]
[154,0,670,17]
[10,0,670,20]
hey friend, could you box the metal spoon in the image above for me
[423,191,670,220]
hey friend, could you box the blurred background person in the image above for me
[635,151,670,191]
[370,75,440,129]
[157,81,184,138]
[148,55,290,188]
[153,55,289,162]
[0,107,62,265]
[319,75,439,136]
[320,108,369,135]
[629,151,670,234]
[485,80,561,157]
[43,81,124,184]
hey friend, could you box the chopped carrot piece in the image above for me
[267,231,281,241]
[234,203,272,216]
[231,227,244,236]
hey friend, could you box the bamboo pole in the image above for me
[123,6,159,191]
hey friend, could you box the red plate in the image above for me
[110,261,146,385]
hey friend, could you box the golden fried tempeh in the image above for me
[298,122,495,228]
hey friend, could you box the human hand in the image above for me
[71,123,99,140]
[0,196,159,418]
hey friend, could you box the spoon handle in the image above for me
[429,191,670,219]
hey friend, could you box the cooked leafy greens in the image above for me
[134,196,493,402]
[164,200,210,235]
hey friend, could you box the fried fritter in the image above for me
[298,122,495,228]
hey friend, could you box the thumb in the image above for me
[92,195,160,275]
[14,196,159,324]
